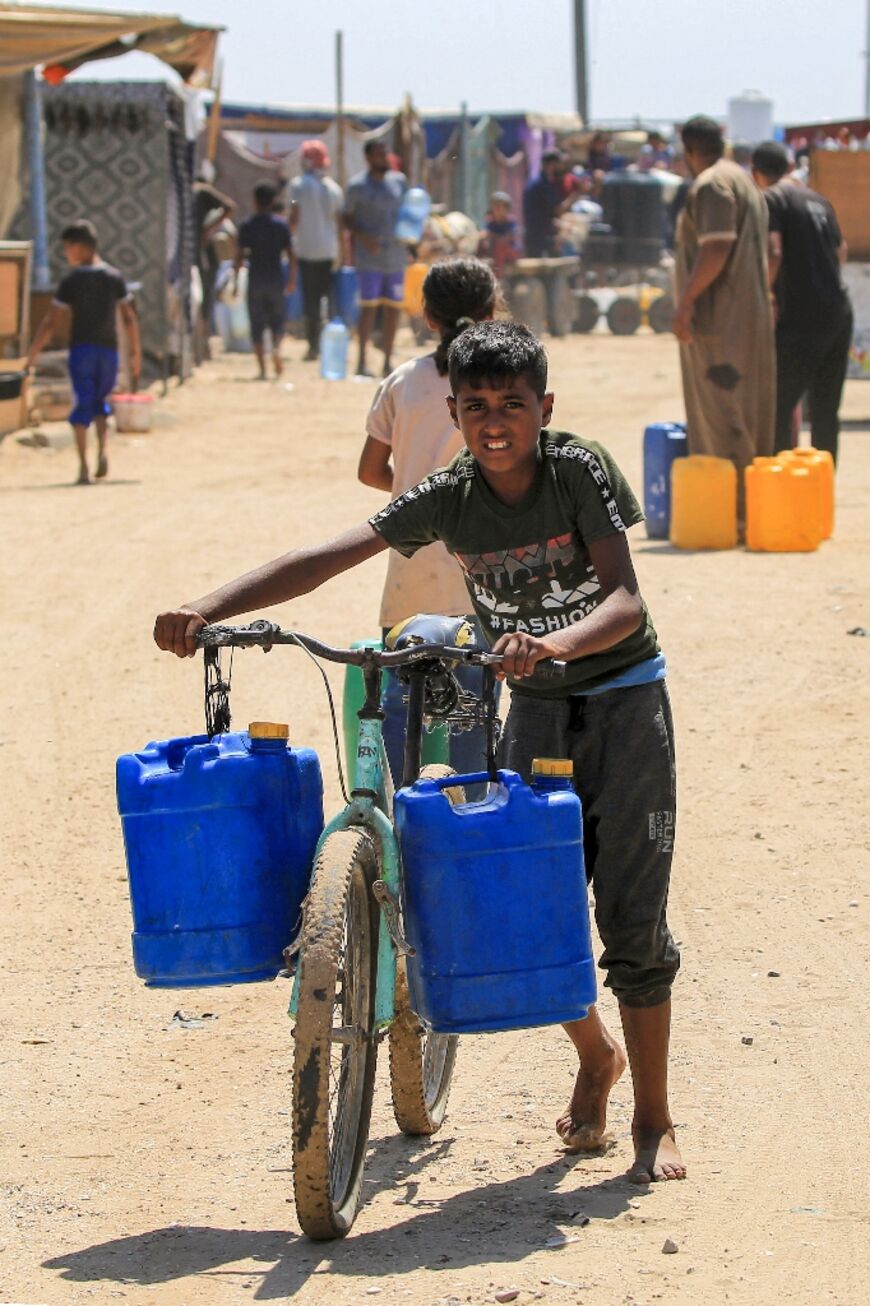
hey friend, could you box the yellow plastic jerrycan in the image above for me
[776,448,834,539]
[403,261,428,317]
[669,455,738,549]
[745,458,822,552]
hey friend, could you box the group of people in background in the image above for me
[672,114,851,503]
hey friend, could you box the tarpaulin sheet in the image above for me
[0,3,220,85]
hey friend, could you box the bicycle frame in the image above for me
[289,667,400,1029]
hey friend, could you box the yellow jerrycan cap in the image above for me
[531,758,573,777]
[248,721,289,740]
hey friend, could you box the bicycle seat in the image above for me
[385,614,478,653]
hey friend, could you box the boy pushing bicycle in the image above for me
[155,321,685,1184]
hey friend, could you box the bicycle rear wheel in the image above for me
[389,764,462,1136]
[292,829,379,1239]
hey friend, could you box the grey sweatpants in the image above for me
[498,681,680,1008]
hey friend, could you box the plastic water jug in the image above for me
[319,314,349,380]
[394,187,432,243]
[777,448,834,539]
[116,723,324,987]
[670,455,738,549]
[394,761,596,1033]
[403,261,428,317]
[745,458,822,552]
[643,422,688,539]
[335,266,360,327]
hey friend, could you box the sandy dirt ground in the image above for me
[1,328,868,1306]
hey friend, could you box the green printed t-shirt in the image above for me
[369,430,660,698]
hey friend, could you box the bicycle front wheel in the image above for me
[292,829,379,1239]
[389,764,462,1136]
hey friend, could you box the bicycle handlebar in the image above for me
[197,620,567,680]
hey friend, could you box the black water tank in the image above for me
[602,174,663,265]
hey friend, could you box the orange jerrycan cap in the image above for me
[531,758,573,777]
[248,721,289,740]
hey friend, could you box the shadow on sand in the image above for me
[44,1131,645,1299]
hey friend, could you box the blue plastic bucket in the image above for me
[394,769,596,1032]
[116,729,323,987]
[643,422,688,539]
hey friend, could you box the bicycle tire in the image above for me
[389,764,463,1136]
[292,829,379,1239]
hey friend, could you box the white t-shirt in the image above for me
[289,171,343,261]
[366,354,471,627]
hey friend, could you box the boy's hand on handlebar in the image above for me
[491,632,556,680]
[154,607,208,658]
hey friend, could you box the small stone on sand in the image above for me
[662,1237,679,1254]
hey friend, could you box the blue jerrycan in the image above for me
[643,422,688,539]
[394,761,596,1033]
[394,186,432,243]
[116,723,324,988]
[335,266,360,327]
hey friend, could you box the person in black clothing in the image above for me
[522,149,571,258]
[234,183,297,380]
[26,220,141,485]
[751,141,852,463]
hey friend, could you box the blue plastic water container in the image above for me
[643,422,688,539]
[116,727,324,988]
[394,186,432,243]
[285,282,304,325]
[394,768,596,1033]
[319,317,349,380]
[334,266,359,327]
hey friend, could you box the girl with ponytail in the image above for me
[357,256,500,783]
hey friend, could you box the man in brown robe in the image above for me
[673,116,774,513]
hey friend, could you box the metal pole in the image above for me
[573,0,589,124]
[865,0,870,119]
[335,30,346,190]
[458,99,469,215]
[24,70,51,291]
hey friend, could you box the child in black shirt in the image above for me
[27,220,140,485]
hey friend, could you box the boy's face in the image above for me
[447,376,554,496]
[491,199,510,221]
[63,241,91,267]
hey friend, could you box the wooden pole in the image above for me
[205,58,223,163]
[335,30,346,190]
[573,0,588,124]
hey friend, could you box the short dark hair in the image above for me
[364,139,383,158]
[752,140,790,181]
[681,115,724,160]
[253,181,278,209]
[448,320,548,399]
[61,220,97,248]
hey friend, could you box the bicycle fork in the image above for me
[288,712,401,1030]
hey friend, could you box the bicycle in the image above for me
[197,614,564,1240]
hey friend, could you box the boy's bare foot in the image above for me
[95,453,108,479]
[628,1124,686,1183]
[556,1041,627,1150]
[75,467,90,485]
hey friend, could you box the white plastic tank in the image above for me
[727,91,774,145]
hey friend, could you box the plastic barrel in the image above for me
[335,266,360,327]
[116,727,323,987]
[394,768,596,1033]
[745,458,822,552]
[643,422,688,539]
[670,455,738,549]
